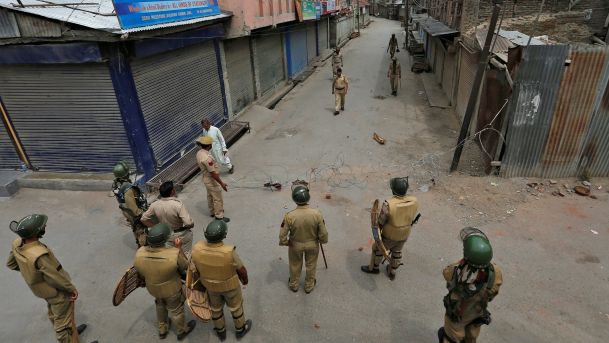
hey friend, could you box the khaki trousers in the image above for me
[390,76,399,92]
[168,229,193,259]
[47,296,78,343]
[332,63,341,76]
[203,177,224,218]
[133,222,147,247]
[288,241,319,291]
[155,291,187,335]
[369,237,406,275]
[443,315,482,343]
[334,90,346,112]
[208,288,246,333]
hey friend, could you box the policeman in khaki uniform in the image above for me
[361,177,419,280]
[133,224,196,340]
[191,220,252,341]
[387,33,399,56]
[141,181,195,257]
[332,68,349,115]
[112,161,148,247]
[438,228,503,343]
[332,47,343,77]
[196,136,229,222]
[6,214,97,343]
[387,56,401,96]
[280,185,329,293]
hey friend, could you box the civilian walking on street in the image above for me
[201,119,234,174]
[332,68,349,115]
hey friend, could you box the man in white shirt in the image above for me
[201,119,234,174]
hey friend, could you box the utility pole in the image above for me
[404,0,409,49]
[357,0,361,34]
[450,2,502,172]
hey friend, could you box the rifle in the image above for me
[319,242,328,269]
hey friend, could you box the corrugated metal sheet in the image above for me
[225,37,255,115]
[501,45,570,178]
[419,17,459,37]
[254,33,285,96]
[0,114,21,169]
[0,7,20,38]
[15,12,61,37]
[456,46,479,121]
[319,17,329,51]
[132,42,225,167]
[541,46,609,177]
[442,50,456,104]
[0,64,134,172]
[580,80,609,176]
[434,39,445,84]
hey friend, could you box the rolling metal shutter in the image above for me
[131,42,225,167]
[338,17,352,46]
[225,37,255,115]
[0,64,133,172]
[306,22,317,63]
[319,17,329,51]
[255,34,285,96]
[456,47,479,121]
[0,120,20,169]
[288,25,308,76]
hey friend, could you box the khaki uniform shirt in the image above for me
[332,53,343,67]
[196,149,219,183]
[122,187,144,224]
[141,197,194,231]
[333,75,348,93]
[134,246,188,299]
[7,239,76,300]
[280,205,329,245]
[388,61,401,78]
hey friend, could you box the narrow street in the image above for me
[1,18,608,343]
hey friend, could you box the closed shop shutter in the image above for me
[306,22,317,63]
[442,51,456,104]
[255,34,285,96]
[0,120,20,169]
[225,37,255,115]
[456,47,479,121]
[338,17,352,45]
[288,25,308,77]
[0,64,133,172]
[319,17,329,51]
[132,42,225,167]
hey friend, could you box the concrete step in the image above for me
[0,170,23,197]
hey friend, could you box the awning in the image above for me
[419,17,459,37]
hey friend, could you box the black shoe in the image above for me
[159,331,168,339]
[235,319,252,339]
[361,266,380,274]
[214,328,227,341]
[437,327,445,343]
[229,166,234,174]
[340,106,345,111]
[334,111,340,115]
[90,341,99,343]
[386,265,395,281]
[177,320,196,341]
[77,324,87,335]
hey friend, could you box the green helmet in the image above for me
[462,228,493,268]
[10,214,48,239]
[390,177,409,196]
[205,219,228,243]
[146,223,170,246]
[292,185,310,205]
[113,161,130,179]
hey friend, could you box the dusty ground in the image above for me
[0,18,608,343]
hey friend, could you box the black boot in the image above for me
[236,319,252,339]
[177,320,196,341]
[360,265,380,274]
[214,327,227,341]
[77,324,87,335]
[386,265,396,281]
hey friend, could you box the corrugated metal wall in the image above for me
[132,42,224,167]
[0,117,20,169]
[434,40,445,84]
[319,17,329,51]
[337,16,353,46]
[14,12,61,37]
[442,51,456,104]
[0,64,134,171]
[456,46,479,121]
[225,37,256,115]
[288,25,307,77]
[502,45,609,178]
[0,8,20,38]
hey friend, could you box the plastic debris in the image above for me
[591,230,599,235]
[373,132,386,145]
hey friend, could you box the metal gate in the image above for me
[0,64,133,171]
[131,41,225,167]
[225,37,255,115]
[288,25,308,77]
[306,22,317,63]
[319,17,329,51]
[0,115,20,169]
[255,34,285,96]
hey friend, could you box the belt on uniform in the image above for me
[334,87,345,90]
[173,227,190,233]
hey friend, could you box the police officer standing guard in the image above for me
[332,68,349,116]
[332,47,343,77]
[361,177,419,280]
[387,56,402,96]
[141,181,195,257]
[280,185,329,293]
[387,33,399,56]
[6,214,97,343]
[196,136,230,222]
[133,223,196,341]
[112,161,148,247]
[438,228,503,343]
[191,220,252,341]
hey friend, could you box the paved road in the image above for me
[1,17,608,343]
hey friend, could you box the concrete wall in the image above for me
[219,0,297,38]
